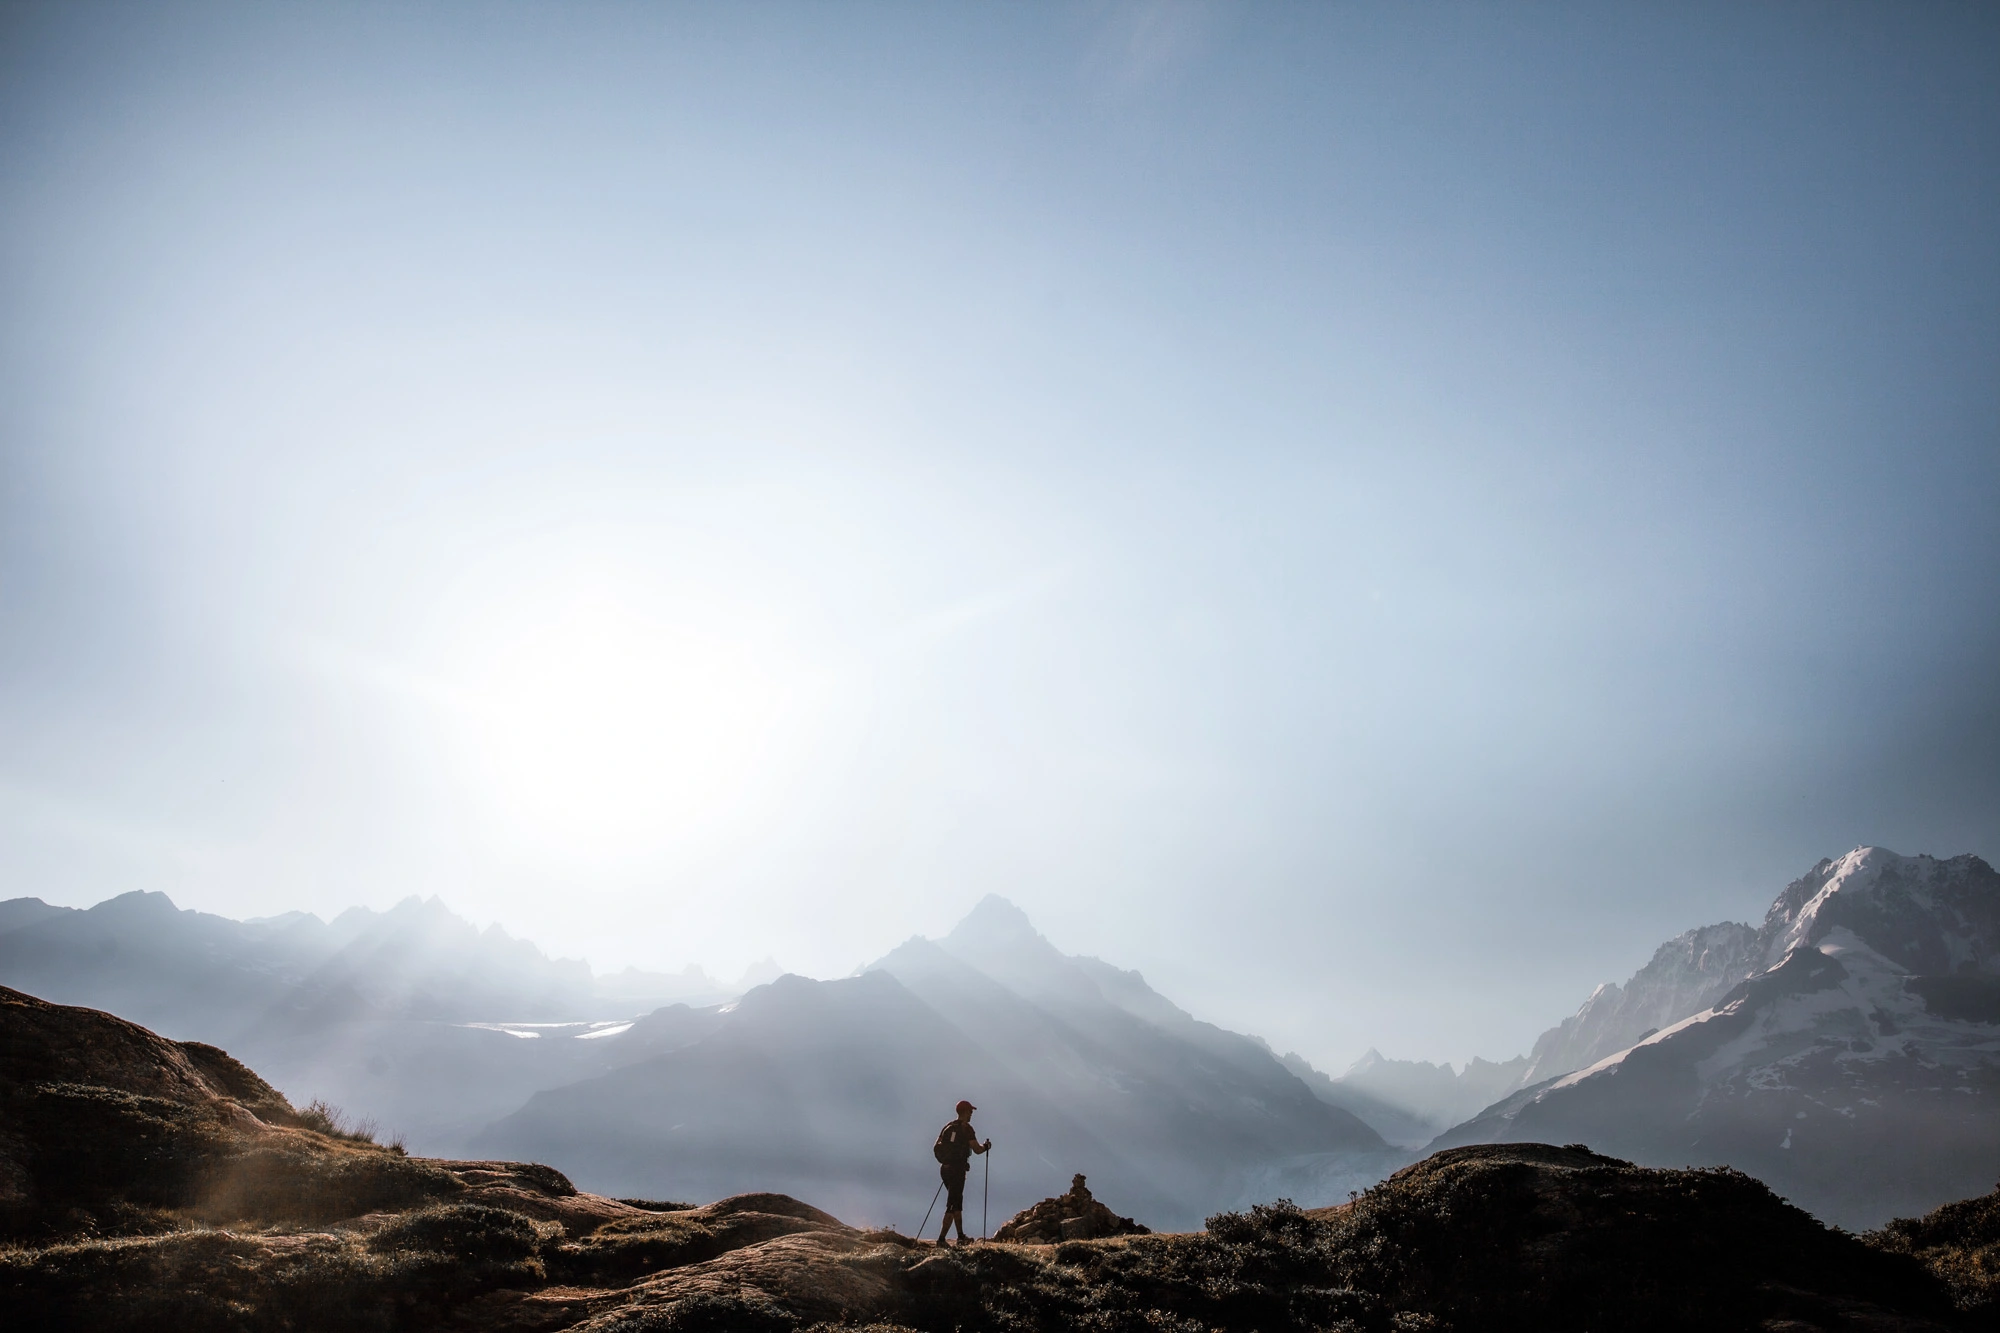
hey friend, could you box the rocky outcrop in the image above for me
[991,1173,1149,1242]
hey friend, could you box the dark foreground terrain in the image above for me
[4,985,1996,1332]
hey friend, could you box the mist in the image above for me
[2,1,1996,1071]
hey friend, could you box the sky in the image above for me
[1,1,1996,1069]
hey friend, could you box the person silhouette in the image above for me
[932,1098,991,1245]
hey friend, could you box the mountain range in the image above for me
[5,843,1994,1230]
[1281,1049,1530,1147]
[0,889,1396,1231]
[0,891,757,1149]
[1433,847,2000,1228]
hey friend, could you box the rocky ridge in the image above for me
[1518,919,1766,1084]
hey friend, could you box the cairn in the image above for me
[992,1174,1149,1243]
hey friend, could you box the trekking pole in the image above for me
[916,1179,944,1241]
[983,1148,990,1239]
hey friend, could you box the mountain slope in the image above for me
[892,900,1383,1161]
[1285,922,1770,1143]
[478,898,1395,1231]
[1518,920,1765,1084]
[1434,848,2000,1229]
[476,969,1147,1228]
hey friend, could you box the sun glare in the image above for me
[455,596,793,857]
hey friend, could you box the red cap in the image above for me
[955,1099,976,1113]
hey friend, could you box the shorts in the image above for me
[941,1164,968,1212]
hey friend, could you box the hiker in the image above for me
[932,1098,991,1246]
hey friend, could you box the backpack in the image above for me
[932,1123,964,1165]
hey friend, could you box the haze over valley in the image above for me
[1,7,1997,1327]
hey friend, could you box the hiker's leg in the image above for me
[940,1171,967,1243]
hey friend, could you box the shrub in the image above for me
[296,1100,378,1144]
[1867,1185,2000,1315]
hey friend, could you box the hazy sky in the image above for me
[2,2,1995,1068]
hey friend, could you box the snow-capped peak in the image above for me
[1758,846,1999,975]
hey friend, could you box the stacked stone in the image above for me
[992,1174,1150,1242]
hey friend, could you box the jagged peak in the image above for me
[1759,845,1998,974]
[865,934,954,970]
[946,893,1041,944]
[1763,847,1917,940]
[89,889,181,917]
[384,894,460,919]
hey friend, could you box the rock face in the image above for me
[991,1173,1149,1242]
[1434,848,2000,1229]
[1518,920,1765,1085]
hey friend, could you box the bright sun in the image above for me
[455,596,793,857]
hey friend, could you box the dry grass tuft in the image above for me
[296,1099,379,1144]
